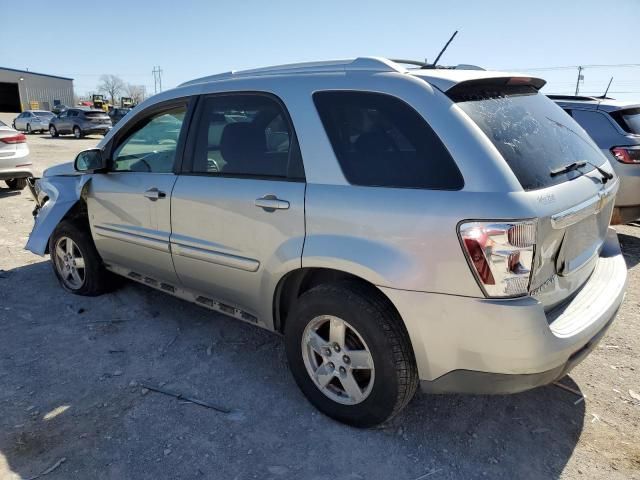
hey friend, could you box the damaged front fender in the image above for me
[25,167,93,256]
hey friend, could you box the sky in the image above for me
[1,0,639,101]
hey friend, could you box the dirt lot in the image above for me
[0,111,639,480]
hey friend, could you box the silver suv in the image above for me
[26,58,627,427]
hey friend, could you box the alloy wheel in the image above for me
[301,315,375,405]
[53,236,86,289]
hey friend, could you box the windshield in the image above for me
[456,91,606,191]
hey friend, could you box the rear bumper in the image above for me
[0,169,33,180]
[81,125,111,134]
[380,228,627,394]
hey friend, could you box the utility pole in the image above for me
[152,66,163,94]
[574,66,584,96]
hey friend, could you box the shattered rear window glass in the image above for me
[457,92,606,191]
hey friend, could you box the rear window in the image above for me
[454,87,606,191]
[84,111,107,118]
[313,91,464,190]
[34,111,53,117]
[611,108,640,135]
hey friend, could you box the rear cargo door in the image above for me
[451,81,617,309]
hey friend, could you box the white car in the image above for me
[0,120,32,190]
[13,110,55,134]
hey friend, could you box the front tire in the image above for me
[285,281,418,427]
[49,220,114,296]
[26,124,32,134]
[73,126,82,139]
[49,125,58,137]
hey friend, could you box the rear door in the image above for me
[86,99,192,285]
[170,93,306,323]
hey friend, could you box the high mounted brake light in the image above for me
[459,220,536,298]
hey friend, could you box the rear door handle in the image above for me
[255,195,289,211]
[144,188,166,201]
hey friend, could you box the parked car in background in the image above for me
[13,110,56,134]
[49,108,112,139]
[0,120,32,190]
[52,104,69,115]
[551,95,640,223]
[108,107,132,125]
[26,58,627,427]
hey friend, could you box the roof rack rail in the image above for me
[180,57,406,87]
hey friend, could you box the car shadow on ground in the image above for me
[0,261,586,479]
[618,232,640,268]
[0,188,21,199]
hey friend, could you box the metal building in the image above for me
[0,67,74,112]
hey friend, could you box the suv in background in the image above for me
[551,95,640,223]
[108,107,132,125]
[26,58,627,427]
[49,108,112,139]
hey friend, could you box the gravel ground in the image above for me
[0,112,638,480]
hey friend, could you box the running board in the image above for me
[104,263,262,327]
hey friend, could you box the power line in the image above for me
[500,63,640,72]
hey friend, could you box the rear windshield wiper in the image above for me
[550,161,613,183]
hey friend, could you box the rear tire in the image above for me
[73,126,82,139]
[49,220,116,296]
[49,125,58,138]
[284,281,418,427]
[5,178,27,190]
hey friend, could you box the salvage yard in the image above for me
[0,112,639,479]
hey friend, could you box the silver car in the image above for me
[551,95,640,224]
[26,58,627,427]
[0,120,32,189]
[13,110,55,134]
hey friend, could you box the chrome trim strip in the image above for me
[171,242,260,272]
[551,180,619,229]
[93,225,169,253]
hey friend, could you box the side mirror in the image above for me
[74,148,107,172]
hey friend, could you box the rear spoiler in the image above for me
[446,76,546,102]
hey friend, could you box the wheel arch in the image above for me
[273,267,405,336]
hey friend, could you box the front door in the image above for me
[170,93,306,323]
[87,102,189,285]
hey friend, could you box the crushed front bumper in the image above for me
[379,228,627,394]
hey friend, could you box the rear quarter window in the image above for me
[313,91,464,190]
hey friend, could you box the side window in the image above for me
[69,110,78,117]
[111,106,186,173]
[313,91,464,190]
[191,94,302,179]
[563,109,573,117]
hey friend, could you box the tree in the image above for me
[125,83,147,104]
[97,74,125,104]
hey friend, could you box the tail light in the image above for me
[459,220,536,298]
[0,133,27,144]
[611,146,640,164]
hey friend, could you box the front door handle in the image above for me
[144,188,166,201]
[255,195,290,211]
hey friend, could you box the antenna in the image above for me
[601,76,614,99]
[431,30,458,67]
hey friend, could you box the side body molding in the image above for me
[25,173,92,255]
